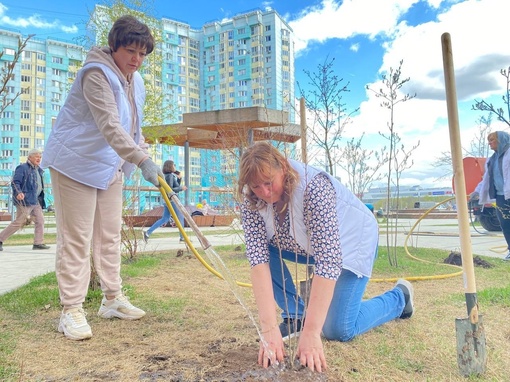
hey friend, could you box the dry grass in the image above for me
[0,245,509,381]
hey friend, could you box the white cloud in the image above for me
[292,0,510,188]
[289,0,419,54]
[0,2,78,33]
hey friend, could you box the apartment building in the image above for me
[0,7,295,211]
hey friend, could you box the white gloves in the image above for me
[139,158,163,187]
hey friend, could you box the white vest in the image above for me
[258,160,378,278]
[42,63,144,190]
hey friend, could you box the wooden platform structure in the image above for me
[143,107,301,149]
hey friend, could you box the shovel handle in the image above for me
[441,33,477,296]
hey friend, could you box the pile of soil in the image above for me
[443,251,494,268]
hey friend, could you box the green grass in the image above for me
[0,245,508,381]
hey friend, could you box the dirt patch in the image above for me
[443,251,494,268]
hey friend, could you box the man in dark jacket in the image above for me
[0,149,50,251]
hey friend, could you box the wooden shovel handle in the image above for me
[441,32,477,294]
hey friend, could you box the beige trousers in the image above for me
[50,168,124,309]
[0,203,45,244]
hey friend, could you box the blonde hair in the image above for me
[487,132,498,142]
[237,141,298,210]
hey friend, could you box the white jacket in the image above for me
[258,160,379,278]
[42,47,146,189]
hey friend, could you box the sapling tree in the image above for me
[298,56,358,175]
[472,66,510,127]
[339,133,389,200]
[433,114,493,180]
[367,60,419,267]
[0,34,33,114]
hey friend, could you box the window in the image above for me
[21,100,30,111]
[238,69,246,76]
[20,125,30,132]
[265,25,271,32]
[2,111,14,119]
[265,36,271,42]
[37,53,45,60]
[2,124,14,131]
[4,48,15,56]
[52,68,62,76]
[2,150,13,157]
[237,28,246,34]
[21,63,31,70]
[52,56,63,64]
[20,138,30,148]
[20,112,30,119]
[238,90,247,97]
[2,137,13,144]
[21,75,31,82]
[238,58,246,65]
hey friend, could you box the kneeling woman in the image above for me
[238,141,414,372]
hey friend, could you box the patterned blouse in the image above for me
[241,173,343,280]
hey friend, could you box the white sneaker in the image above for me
[504,252,510,261]
[97,294,146,320]
[58,308,92,340]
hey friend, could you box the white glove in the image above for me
[139,158,163,187]
[469,191,479,202]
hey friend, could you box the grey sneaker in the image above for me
[279,318,302,340]
[97,294,146,320]
[33,244,50,250]
[143,231,149,243]
[504,252,510,261]
[395,279,415,319]
[0,241,3,251]
[58,308,92,340]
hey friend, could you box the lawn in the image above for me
[0,242,509,381]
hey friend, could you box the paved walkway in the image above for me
[0,218,508,296]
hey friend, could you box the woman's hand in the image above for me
[296,329,327,372]
[258,326,286,368]
[16,193,25,201]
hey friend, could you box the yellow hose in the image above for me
[372,197,463,282]
[157,179,468,285]
[158,176,251,287]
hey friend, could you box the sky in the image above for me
[1,0,510,189]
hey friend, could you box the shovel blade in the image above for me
[455,315,487,376]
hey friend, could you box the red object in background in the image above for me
[453,157,487,196]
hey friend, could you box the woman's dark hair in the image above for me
[108,15,155,54]
[162,160,176,174]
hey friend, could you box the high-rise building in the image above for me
[0,7,295,211]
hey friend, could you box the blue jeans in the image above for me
[495,195,510,250]
[268,245,406,342]
[147,202,184,240]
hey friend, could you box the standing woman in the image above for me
[42,15,163,340]
[144,160,187,242]
[238,142,414,372]
[472,131,510,260]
